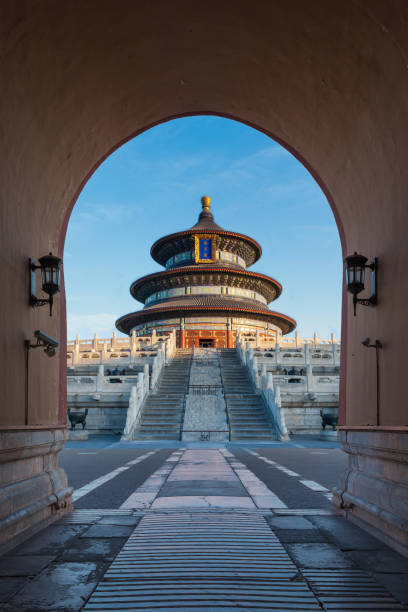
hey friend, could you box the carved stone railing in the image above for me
[67,329,176,366]
[122,365,149,439]
[150,330,176,391]
[236,334,289,440]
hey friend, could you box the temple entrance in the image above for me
[199,338,214,348]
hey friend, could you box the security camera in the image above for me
[34,330,59,348]
[44,345,57,358]
[361,337,383,350]
[26,330,59,357]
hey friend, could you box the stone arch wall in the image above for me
[0,0,407,550]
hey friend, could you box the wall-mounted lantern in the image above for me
[344,252,377,316]
[29,253,61,316]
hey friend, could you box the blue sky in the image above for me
[64,116,342,340]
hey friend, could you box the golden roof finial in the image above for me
[201,195,211,212]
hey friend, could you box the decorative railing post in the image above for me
[96,364,104,391]
[306,363,314,393]
[122,367,149,440]
[143,363,149,395]
[73,334,80,365]
[260,376,289,441]
[130,330,137,363]
[275,343,280,368]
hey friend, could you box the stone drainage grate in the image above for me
[84,511,321,610]
[303,569,408,610]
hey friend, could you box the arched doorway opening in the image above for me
[63,113,343,442]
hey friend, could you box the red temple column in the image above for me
[227,329,233,348]
[226,318,234,348]
[179,330,186,348]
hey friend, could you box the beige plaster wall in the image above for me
[1,0,408,427]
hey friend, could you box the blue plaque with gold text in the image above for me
[194,234,217,263]
[199,238,212,260]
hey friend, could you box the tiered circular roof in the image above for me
[150,197,262,267]
[116,196,296,336]
[130,268,282,304]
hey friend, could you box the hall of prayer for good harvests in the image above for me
[116,197,296,348]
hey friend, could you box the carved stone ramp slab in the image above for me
[302,569,408,611]
[84,511,321,610]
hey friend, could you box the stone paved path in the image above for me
[1,446,408,610]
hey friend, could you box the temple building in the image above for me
[116,196,296,348]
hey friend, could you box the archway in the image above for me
[64,113,343,441]
[0,0,407,555]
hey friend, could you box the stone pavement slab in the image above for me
[346,549,408,573]
[11,525,85,555]
[158,478,247,497]
[60,538,125,562]
[152,495,255,508]
[268,516,317,529]
[0,578,26,600]
[7,561,102,611]
[273,529,327,543]
[80,524,134,538]
[308,514,389,549]
[286,543,356,568]
[0,555,55,576]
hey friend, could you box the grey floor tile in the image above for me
[8,562,102,610]
[268,516,317,530]
[286,543,356,568]
[0,577,26,601]
[308,515,388,550]
[274,529,327,543]
[347,549,408,573]
[10,526,85,555]
[80,524,133,538]
[159,479,247,497]
[0,555,55,576]
[60,537,126,561]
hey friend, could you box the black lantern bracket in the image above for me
[29,253,61,316]
[345,253,378,316]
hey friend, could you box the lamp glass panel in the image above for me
[39,254,61,295]
[345,253,367,295]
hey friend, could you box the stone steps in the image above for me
[219,350,276,441]
[132,347,276,441]
[132,349,192,440]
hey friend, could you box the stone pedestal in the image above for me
[68,429,89,441]
[0,427,73,553]
[333,428,408,556]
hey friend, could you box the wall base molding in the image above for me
[0,428,72,551]
[333,428,408,557]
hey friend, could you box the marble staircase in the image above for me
[132,349,192,440]
[133,347,276,441]
[219,349,277,441]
